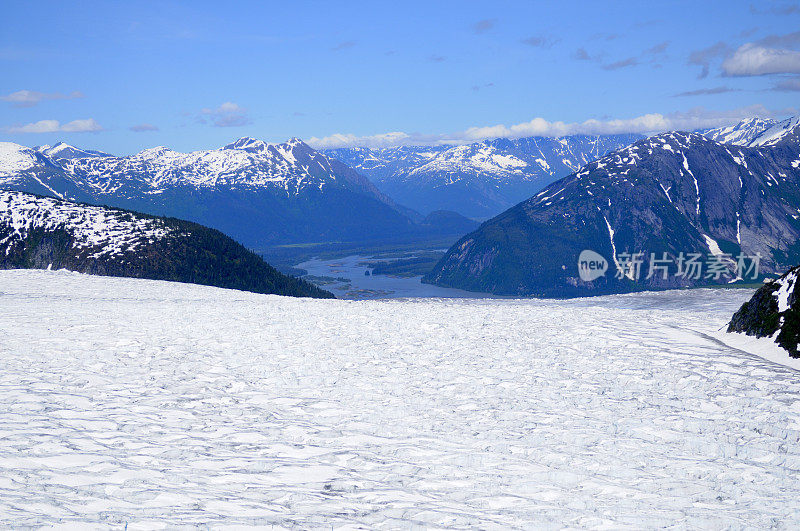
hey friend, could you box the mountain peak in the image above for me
[37,141,112,160]
[135,146,172,159]
[41,141,76,155]
[222,137,308,154]
[223,137,271,152]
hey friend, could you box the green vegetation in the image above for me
[302,275,351,285]
[361,251,445,277]
[259,236,459,275]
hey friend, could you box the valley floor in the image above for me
[0,270,799,528]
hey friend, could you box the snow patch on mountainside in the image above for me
[0,190,173,257]
[775,269,798,312]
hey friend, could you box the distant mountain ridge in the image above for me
[425,117,800,297]
[0,138,476,247]
[0,189,333,298]
[700,116,800,147]
[701,118,778,146]
[25,137,388,200]
[324,134,644,218]
[748,116,800,147]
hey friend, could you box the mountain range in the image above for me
[0,189,333,298]
[425,116,800,297]
[0,139,476,248]
[3,113,798,284]
[324,134,644,218]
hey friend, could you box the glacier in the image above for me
[1,270,799,528]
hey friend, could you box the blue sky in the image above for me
[1,0,799,154]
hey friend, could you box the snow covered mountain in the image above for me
[49,137,378,197]
[701,118,777,146]
[0,189,332,297]
[0,142,94,201]
[0,139,440,247]
[728,264,800,357]
[700,116,800,148]
[748,116,800,147]
[325,134,644,218]
[325,145,449,185]
[426,118,800,297]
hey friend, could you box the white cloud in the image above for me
[5,118,103,134]
[722,43,800,76]
[6,120,61,133]
[129,123,159,132]
[214,102,243,113]
[307,131,413,149]
[198,102,250,127]
[0,90,84,108]
[60,118,103,132]
[306,105,787,148]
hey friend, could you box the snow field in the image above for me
[0,270,799,528]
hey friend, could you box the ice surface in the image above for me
[1,270,799,528]
[714,331,800,372]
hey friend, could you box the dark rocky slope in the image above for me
[728,266,800,358]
